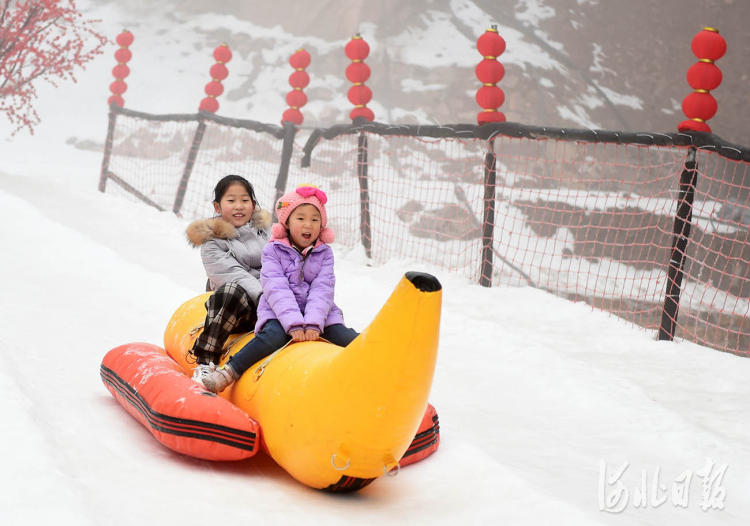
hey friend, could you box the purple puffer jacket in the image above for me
[255,238,345,334]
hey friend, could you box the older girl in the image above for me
[186,175,271,381]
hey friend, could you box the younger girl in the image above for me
[200,184,358,393]
[186,175,271,381]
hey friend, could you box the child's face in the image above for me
[214,183,255,227]
[287,204,322,249]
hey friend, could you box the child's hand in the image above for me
[304,329,320,341]
[290,329,305,342]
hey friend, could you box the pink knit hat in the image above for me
[272,184,335,244]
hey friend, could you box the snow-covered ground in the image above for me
[3,146,750,525]
[3,1,750,525]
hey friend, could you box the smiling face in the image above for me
[213,182,256,227]
[286,204,322,249]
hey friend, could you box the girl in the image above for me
[200,184,359,393]
[186,175,271,382]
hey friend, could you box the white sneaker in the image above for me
[191,362,216,384]
[201,364,238,393]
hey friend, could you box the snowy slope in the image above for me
[3,148,750,524]
[2,1,750,524]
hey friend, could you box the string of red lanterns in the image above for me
[345,34,375,122]
[200,43,233,113]
[475,26,506,125]
[678,27,726,134]
[109,30,133,107]
[282,48,311,125]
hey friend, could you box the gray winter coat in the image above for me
[186,210,272,305]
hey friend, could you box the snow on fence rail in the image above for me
[99,104,750,358]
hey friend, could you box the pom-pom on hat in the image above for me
[272,184,335,244]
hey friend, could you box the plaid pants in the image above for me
[190,282,257,365]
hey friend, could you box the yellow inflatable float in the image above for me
[164,271,442,491]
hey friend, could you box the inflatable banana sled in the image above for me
[102,342,438,472]
[100,343,260,461]
[164,271,442,491]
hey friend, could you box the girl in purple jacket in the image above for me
[200,184,359,393]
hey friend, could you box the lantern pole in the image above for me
[100,30,134,193]
[659,26,726,340]
[658,147,697,341]
[173,43,233,216]
[677,27,726,134]
[345,34,374,258]
[475,26,506,286]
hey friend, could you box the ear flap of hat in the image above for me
[318,227,335,244]
[271,223,288,240]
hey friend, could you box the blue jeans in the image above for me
[227,319,359,376]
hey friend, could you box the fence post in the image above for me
[173,44,231,216]
[172,119,207,215]
[98,107,118,192]
[658,147,697,340]
[273,121,298,219]
[479,141,496,286]
[357,132,372,258]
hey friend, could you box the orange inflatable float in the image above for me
[102,272,442,492]
[100,343,260,461]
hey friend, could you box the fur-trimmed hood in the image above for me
[186,209,272,247]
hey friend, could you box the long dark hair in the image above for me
[212,175,258,206]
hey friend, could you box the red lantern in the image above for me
[691,28,727,61]
[210,63,229,81]
[345,37,370,61]
[475,60,505,85]
[290,49,311,70]
[477,111,506,125]
[348,85,372,106]
[678,120,712,133]
[109,80,127,95]
[678,27,725,133]
[350,106,375,121]
[205,81,224,97]
[213,44,233,64]
[199,97,219,113]
[475,27,506,125]
[282,108,304,125]
[286,90,308,108]
[108,95,124,107]
[114,48,132,63]
[112,64,130,79]
[687,62,722,91]
[289,70,310,89]
[477,30,506,58]
[475,86,505,110]
[116,30,134,47]
[346,62,371,84]
[682,91,718,121]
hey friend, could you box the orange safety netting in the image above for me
[100,108,750,357]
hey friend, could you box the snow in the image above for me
[2,1,750,525]
[449,0,566,72]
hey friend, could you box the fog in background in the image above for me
[103,0,750,144]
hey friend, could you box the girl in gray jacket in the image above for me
[186,175,271,375]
